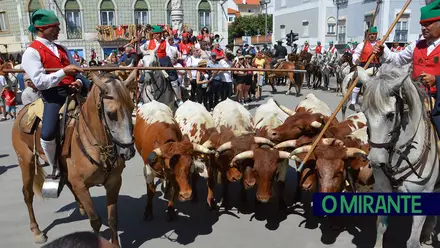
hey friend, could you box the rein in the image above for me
[368,83,432,190]
[75,83,134,186]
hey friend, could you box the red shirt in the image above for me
[148,39,167,58]
[211,49,225,58]
[412,39,440,94]
[359,41,379,64]
[3,89,15,106]
[29,40,75,87]
[179,42,193,56]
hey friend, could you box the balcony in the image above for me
[66,26,82,40]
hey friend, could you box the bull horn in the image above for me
[346,148,367,158]
[275,139,298,149]
[193,143,215,154]
[290,155,303,163]
[230,150,254,167]
[216,141,233,157]
[254,137,275,147]
[292,145,312,155]
[322,138,344,146]
[278,151,291,159]
[311,121,322,128]
[201,140,215,149]
[273,99,295,116]
[152,147,163,157]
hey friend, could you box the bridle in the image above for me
[141,52,173,102]
[76,79,135,186]
[368,81,433,190]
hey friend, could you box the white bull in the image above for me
[213,98,255,136]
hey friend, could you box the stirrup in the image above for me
[42,164,65,199]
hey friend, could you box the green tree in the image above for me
[228,14,273,44]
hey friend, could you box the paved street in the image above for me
[0,79,430,248]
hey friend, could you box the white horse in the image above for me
[362,63,439,248]
[138,49,177,112]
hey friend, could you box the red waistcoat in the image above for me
[360,41,379,64]
[391,46,403,52]
[303,45,309,52]
[29,40,75,87]
[315,45,322,54]
[412,40,440,94]
[148,39,167,59]
[179,42,193,55]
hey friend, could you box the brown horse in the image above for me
[264,55,301,96]
[287,53,305,96]
[12,69,138,247]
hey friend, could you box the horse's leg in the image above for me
[19,149,47,244]
[407,216,426,248]
[104,172,123,247]
[421,215,437,245]
[374,215,388,248]
[72,184,102,233]
[166,200,177,221]
[65,180,86,216]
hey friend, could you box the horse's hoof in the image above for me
[34,233,47,244]
[166,207,177,222]
[79,207,86,216]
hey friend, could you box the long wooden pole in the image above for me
[3,67,307,73]
[295,0,413,172]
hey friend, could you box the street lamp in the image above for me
[333,0,348,44]
[260,0,271,45]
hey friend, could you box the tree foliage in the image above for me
[228,14,273,44]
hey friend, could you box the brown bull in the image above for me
[134,101,214,221]
[12,70,138,247]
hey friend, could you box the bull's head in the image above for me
[290,140,367,193]
[147,139,215,201]
[268,112,325,143]
[229,148,296,203]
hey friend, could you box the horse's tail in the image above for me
[33,159,46,197]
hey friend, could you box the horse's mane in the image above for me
[97,72,134,109]
[363,63,427,121]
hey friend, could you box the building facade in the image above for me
[0,0,228,61]
[273,0,425,49]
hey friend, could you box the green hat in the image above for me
[151,25,163,33]
[112,49,117,53]
[329,41,334,44]
[353,41,359,45]
[28,9,60,33]
[420,0,440,23]
[317,41,321,43]
[345,44,350,48]
[368,26,378,33]
[74,49,78,52]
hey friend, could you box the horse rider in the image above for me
[326,41,338,75]
[391,42,404,52]
[303,40,310,53]
[21,9,90,180]
[292,43,298,54]
[373,0,440,138]
[350,26,381,112]
[140,25,178,82]
[270,40,287,69]
[315,41,324,55]
[351,41,358,54]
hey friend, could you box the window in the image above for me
[280,25,286,39]
[302,20,309,37]
[0,12,7,32]
[364,14,373,32]
[166,1,171,25]
[65,0,81,39]
[68,49,84,59]
[199,0,211,31]
[327,17,336,35]
[134,0,149,25]
[100,0,115,26]
[394,13,409,42]
[338,19,346,43]
[102,47,117,59]
[228,16,235,22]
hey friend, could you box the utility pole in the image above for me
[333,0,348,44]
[260,0,271,45]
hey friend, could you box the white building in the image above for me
[273,0,426,49]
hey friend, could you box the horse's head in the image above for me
[362,64,422,167]
[141,50,159,74]
[339,52,352,66]
[90,70,138,160]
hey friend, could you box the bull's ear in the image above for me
[169,154,181,169]
[182,134,191,143]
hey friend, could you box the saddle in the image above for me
[18,97,80,157]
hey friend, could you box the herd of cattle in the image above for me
[133,94,371,220]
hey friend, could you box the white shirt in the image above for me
[22,37,78,91]
[140,39,171,55]
[381,37,440,66]
[0,75,6,92]
[167,45,180,60]
[173,63,185,83]
[352,40,381,64]
[186,56,202,79]
[219,59,232,83]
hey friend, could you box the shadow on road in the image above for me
[0,163,17,176]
